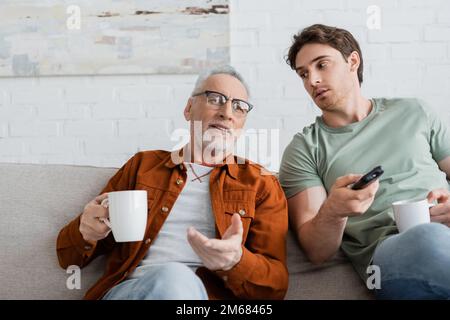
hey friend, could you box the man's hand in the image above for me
[427,188,450,227]
[187,213,243,271]
[320,174,380,220]
[79,193,112,243]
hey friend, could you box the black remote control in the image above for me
[351,166,384,190]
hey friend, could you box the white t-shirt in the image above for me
[129,162,216,278]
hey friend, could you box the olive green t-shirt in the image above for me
[279,98,450,280]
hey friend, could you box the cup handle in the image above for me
[99,198,112,228]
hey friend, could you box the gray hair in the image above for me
[191,65,250,98]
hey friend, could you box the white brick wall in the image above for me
[231,0,450,169]
[0,0,449,171]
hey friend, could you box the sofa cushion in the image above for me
[0,163,116,299]
[285,231,373,299]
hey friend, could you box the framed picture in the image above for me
[0,0,230,76]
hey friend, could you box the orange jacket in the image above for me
[56,150,288,300]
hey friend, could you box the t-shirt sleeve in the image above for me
[278,134,323,199]
[421,99,450,162]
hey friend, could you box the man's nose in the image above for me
[218,100,234,120]
[308,70,321,88]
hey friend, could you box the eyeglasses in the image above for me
[192,90,253,117]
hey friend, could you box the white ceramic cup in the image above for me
[100,190,148,242]
[392,199,433,233]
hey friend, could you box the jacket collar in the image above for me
[165,148,239,179]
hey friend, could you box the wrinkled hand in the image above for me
[187,213,243,271]
[79,193,112,243]
[427,188,450,227]
[322,174,380,219]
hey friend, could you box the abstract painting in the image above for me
[0,0,230,76]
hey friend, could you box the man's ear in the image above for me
[348,51,360,72]
[184,98,193,121]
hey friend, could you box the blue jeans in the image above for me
[102,262,208,300]
[372,223,450,299]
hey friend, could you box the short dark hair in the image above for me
[286,24,364,86]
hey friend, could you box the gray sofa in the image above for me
[0,162,373,299]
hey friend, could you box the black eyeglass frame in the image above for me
[192,90,254,114]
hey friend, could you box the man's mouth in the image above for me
[314,88,329,99]
[208,123,232,134]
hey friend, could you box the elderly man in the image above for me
[57,66,289,300]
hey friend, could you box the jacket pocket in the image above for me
[135,183,160,212]
[223,201,255,244]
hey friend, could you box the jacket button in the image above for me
[145,238,151,245]
[179,164,184,170]
[176,178,184,185]
[161,206,169,213]
[222,275,228,282]
[84,245,92,250]
[238,209,246,216]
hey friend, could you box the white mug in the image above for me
[100,190,148,242]
[392,199,433,233]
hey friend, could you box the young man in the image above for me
[57,66,289,300]
[280,24,450,299]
